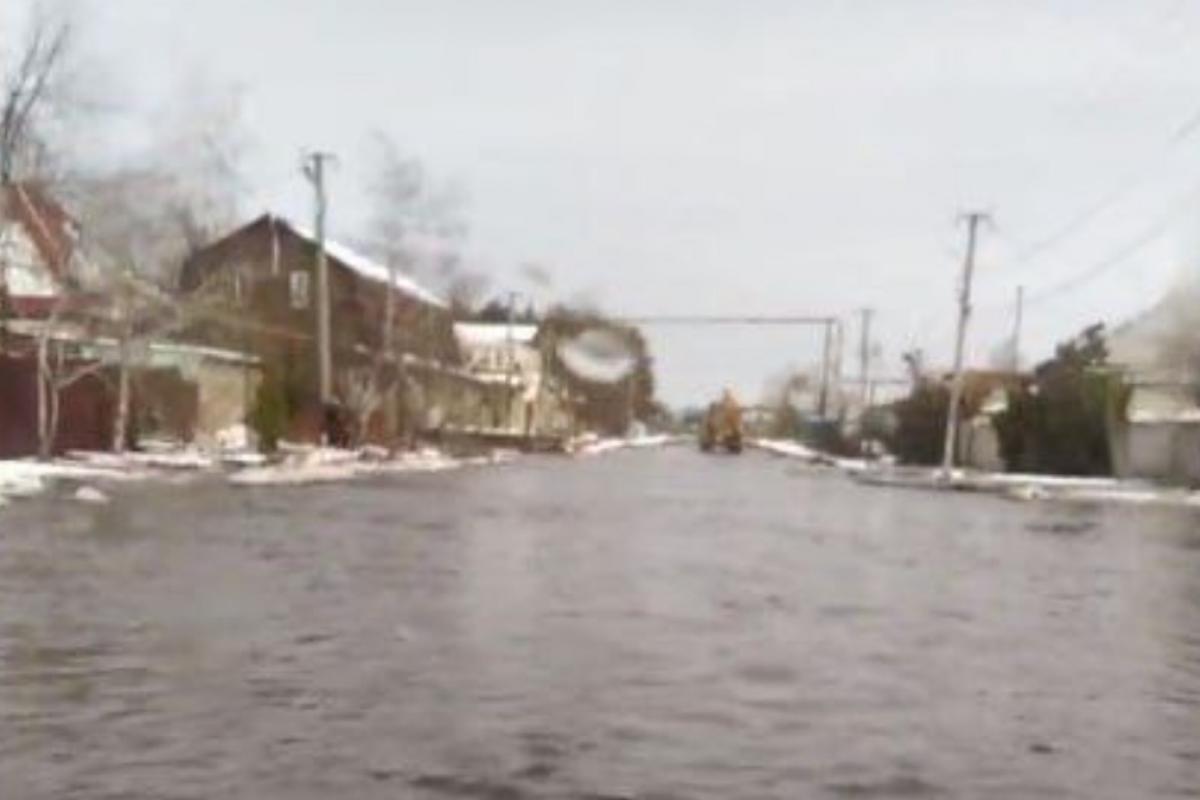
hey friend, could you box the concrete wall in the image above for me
[1115,422,1200,485]
[960,417,1005,472]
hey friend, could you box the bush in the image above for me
[887,382,949,465]
[250,370,289,453]
[993,324,1121,476]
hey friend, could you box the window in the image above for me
[289,270,310,310]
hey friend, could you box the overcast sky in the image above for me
[9,0,1200,405]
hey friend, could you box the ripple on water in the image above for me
[409,773,526,799]
[825,775,947,797]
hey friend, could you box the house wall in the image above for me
[195,360,261,445]
[1118,422,1200,485]
[180,217,459,441]
[134,368,199,442]
[959,417,1005,472]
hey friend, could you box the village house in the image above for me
[178,213,497,443]
[0,182,82,319]
[452,321,574,441]
[0,183,264,456]
[0,182,113,455]
[1106,283,1200,485]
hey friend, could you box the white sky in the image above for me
[8,0,1200,406]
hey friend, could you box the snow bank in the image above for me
[65,449,219,472]
[751,438,1195,508]
[0,440,516,510]
[569,434,679,457]
[228,446,502,487]
[0,459,133,506]
[1003,484,1200,508]
[750,438,871,473]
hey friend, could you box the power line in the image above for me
[1009,80,1200,268]
[1024,197,1188,307]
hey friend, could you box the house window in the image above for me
[289,270,310,310]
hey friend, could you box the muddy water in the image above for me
[1,448,1199,799]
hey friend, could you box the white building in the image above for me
[1106,281,1200,485]
[452,322,572,437]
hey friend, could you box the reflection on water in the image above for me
[1,450,1199,799]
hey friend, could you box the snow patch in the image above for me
[74,486,110,505]
[228,446,499,487]
[569,434,678,456]
[750,439,870,473]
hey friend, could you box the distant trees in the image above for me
[351,135,477,446]
[884,324,1124,474]
[471,297,538,324]
[887,380,949,465]
[362,133,477,305]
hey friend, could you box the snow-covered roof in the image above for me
[454,322,539,347]
[280,216,446,309]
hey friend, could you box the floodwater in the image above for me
[1,449,1199,799]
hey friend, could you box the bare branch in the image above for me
[0,8,72,182]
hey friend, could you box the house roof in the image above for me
[453,322,539,348]
[2,182,77,282]
[275,215,446,308]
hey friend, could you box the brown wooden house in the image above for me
[178,214,463,437]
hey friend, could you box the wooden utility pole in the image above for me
[858,307,874,409]
[818,317,834,418]
[941,211,989,477]
[1011,285,1024,371]
[302,151,336,406]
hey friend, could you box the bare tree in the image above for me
[355,133,476,446]
[29,151,246,457]
[0,4,73,183]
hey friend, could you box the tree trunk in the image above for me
[112,320,133,453]
[36,332,51,460]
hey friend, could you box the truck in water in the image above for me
[699,390,744,454]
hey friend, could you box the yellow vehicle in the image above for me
[699,390,743,454]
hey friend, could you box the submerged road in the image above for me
[1,448,1199,798]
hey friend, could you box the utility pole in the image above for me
[941,211,989,477]
[302,151,336,408]
[1011,285,1024,371]
[858,307,874,409]
[818,317,834,418]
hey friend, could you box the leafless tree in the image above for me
[29,155,246,457]
[0,4,73,184]
[354,133,478,446]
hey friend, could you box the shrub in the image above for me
[250,370,289,453]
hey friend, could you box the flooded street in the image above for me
[2,448,1199,799]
